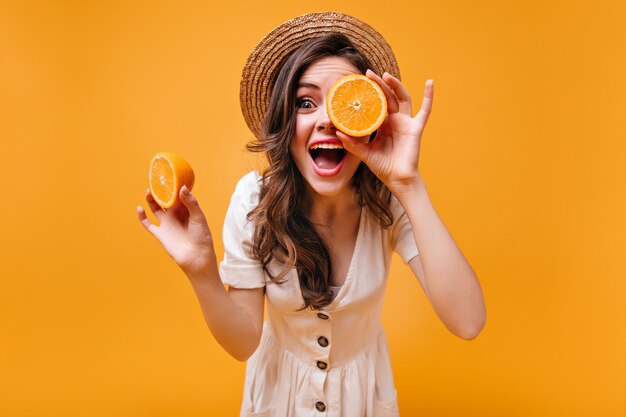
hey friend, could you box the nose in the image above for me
[315,105,336,132]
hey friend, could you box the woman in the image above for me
[137,12,486,417]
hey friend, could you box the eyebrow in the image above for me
[297,82,320,90]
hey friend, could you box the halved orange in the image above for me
[149,152,195,209]
[326,74,387,137]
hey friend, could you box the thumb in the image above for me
[338,131,370,163]
[179,185,206,223]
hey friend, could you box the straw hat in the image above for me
[240,12,401,139]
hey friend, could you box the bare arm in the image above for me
[138,186,264,361]
[402,182,486,340]
[186,264,264,361]
[340,73,486,340]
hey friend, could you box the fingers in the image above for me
[179,185,207,224]
[137,205,158,235]
[145,188,164,219]
[416,79,434,127]
[366,69,399,114]
[337,131,371,164]
[381,72,413,115]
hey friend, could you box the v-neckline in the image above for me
[327,205,365,308]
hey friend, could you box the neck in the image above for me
[306,186,360,226]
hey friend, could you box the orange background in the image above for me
[1,1,625,416]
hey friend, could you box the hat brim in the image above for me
[240,12,401,139]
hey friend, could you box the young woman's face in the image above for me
[290,56,368,200]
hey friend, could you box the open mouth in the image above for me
[309,142,347,172]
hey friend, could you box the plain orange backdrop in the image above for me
[1,1,625,416]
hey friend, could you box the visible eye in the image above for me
[296,98,316,109]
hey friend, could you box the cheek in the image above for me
[295,113,317,138]
[289,131,300,155]
[289,129,307,165]
[291,116,314,155]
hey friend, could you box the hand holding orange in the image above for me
[139,152,217,282]
[149,152,195,209]
[326,74,387,137]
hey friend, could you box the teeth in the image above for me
[309,143,344,150]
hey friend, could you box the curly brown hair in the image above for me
[246,34,393,310]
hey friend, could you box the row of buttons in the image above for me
[317,316,329,370]
[316,311,330,412]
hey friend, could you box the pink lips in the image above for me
[308,138,347,177]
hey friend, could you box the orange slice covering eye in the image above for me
[326,74,387,137]
[149,152,195,209]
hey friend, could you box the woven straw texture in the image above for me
[240,12,400,139]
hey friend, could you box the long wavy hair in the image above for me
[246,34,393,310]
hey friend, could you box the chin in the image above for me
[306,180,351,197]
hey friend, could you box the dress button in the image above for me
[317,312,329,320]
[315,401,326,412]
[318,336,329,347]
[317,361,328,370]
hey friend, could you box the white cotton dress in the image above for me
[220,171,419,417]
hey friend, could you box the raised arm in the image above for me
[340,72,486,340]
[401,181,486,340]
[137,186,264,360]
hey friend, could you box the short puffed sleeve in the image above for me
[219,171,266,288]
[389,195,419,263]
